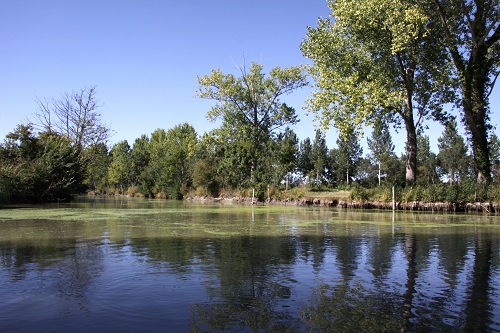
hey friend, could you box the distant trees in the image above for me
[417,134,440,185]
[275,128,299,191]
[139,124,197,199]
[490,134,500,184]
[310,130,329,185]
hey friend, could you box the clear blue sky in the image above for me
[1,0,498,156]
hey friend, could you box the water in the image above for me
[0,197,499,332]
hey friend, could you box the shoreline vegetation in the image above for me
[86,187,500,213]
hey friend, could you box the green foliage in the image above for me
[490,134,500,184]
[368,118,396,185]
[297,137,313,179]
[192,158,220,197]
[310,130,329,185]
[417,134,439,185]
[431,0,499,184]
[274,127,299,190]
[0,126,85,203]
[301,0,453,183]
[144,124,197,199]
[83,143,109,193]
[437,118,468,184]
[333,128,363,185]
[350,184,369,202]
[197,62,307,191]
[107,140,131,193]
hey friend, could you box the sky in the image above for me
[1,0,499,156]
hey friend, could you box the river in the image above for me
[0,196,499,332]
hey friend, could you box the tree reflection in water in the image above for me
[0,205,499,332]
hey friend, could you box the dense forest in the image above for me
[1,0,499,205]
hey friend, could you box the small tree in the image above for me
[275,127,299,191]
[108,140,132,194]
[297,137,314,183]
[367,118,396,186]
[334,129,363,186]
[417,134,439,185]
[437,118,468,184]
[311,130,329,187]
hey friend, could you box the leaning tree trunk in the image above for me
[462,65,491,185]
[433,0,495,185]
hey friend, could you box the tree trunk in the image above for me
[378,161,381,186]
[403,100,417,184]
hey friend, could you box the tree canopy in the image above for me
[197,62,307,194]
[301,0,453,183]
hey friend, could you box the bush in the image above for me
[350,184,369,202]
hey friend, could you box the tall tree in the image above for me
[163,123,197,198]
[301,0,453,183]
[437,118,468,184]
[432,0,500,184]
[197,62,307,190]
[367,119,396,185]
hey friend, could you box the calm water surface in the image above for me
[0,197,499,332]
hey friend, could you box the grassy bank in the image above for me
[185,183,500,213]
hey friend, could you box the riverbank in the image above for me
[185,195,500,213]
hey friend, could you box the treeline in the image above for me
[1,84,499,204]
[70,116,500,202]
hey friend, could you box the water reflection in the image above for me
[0,200,499,332]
